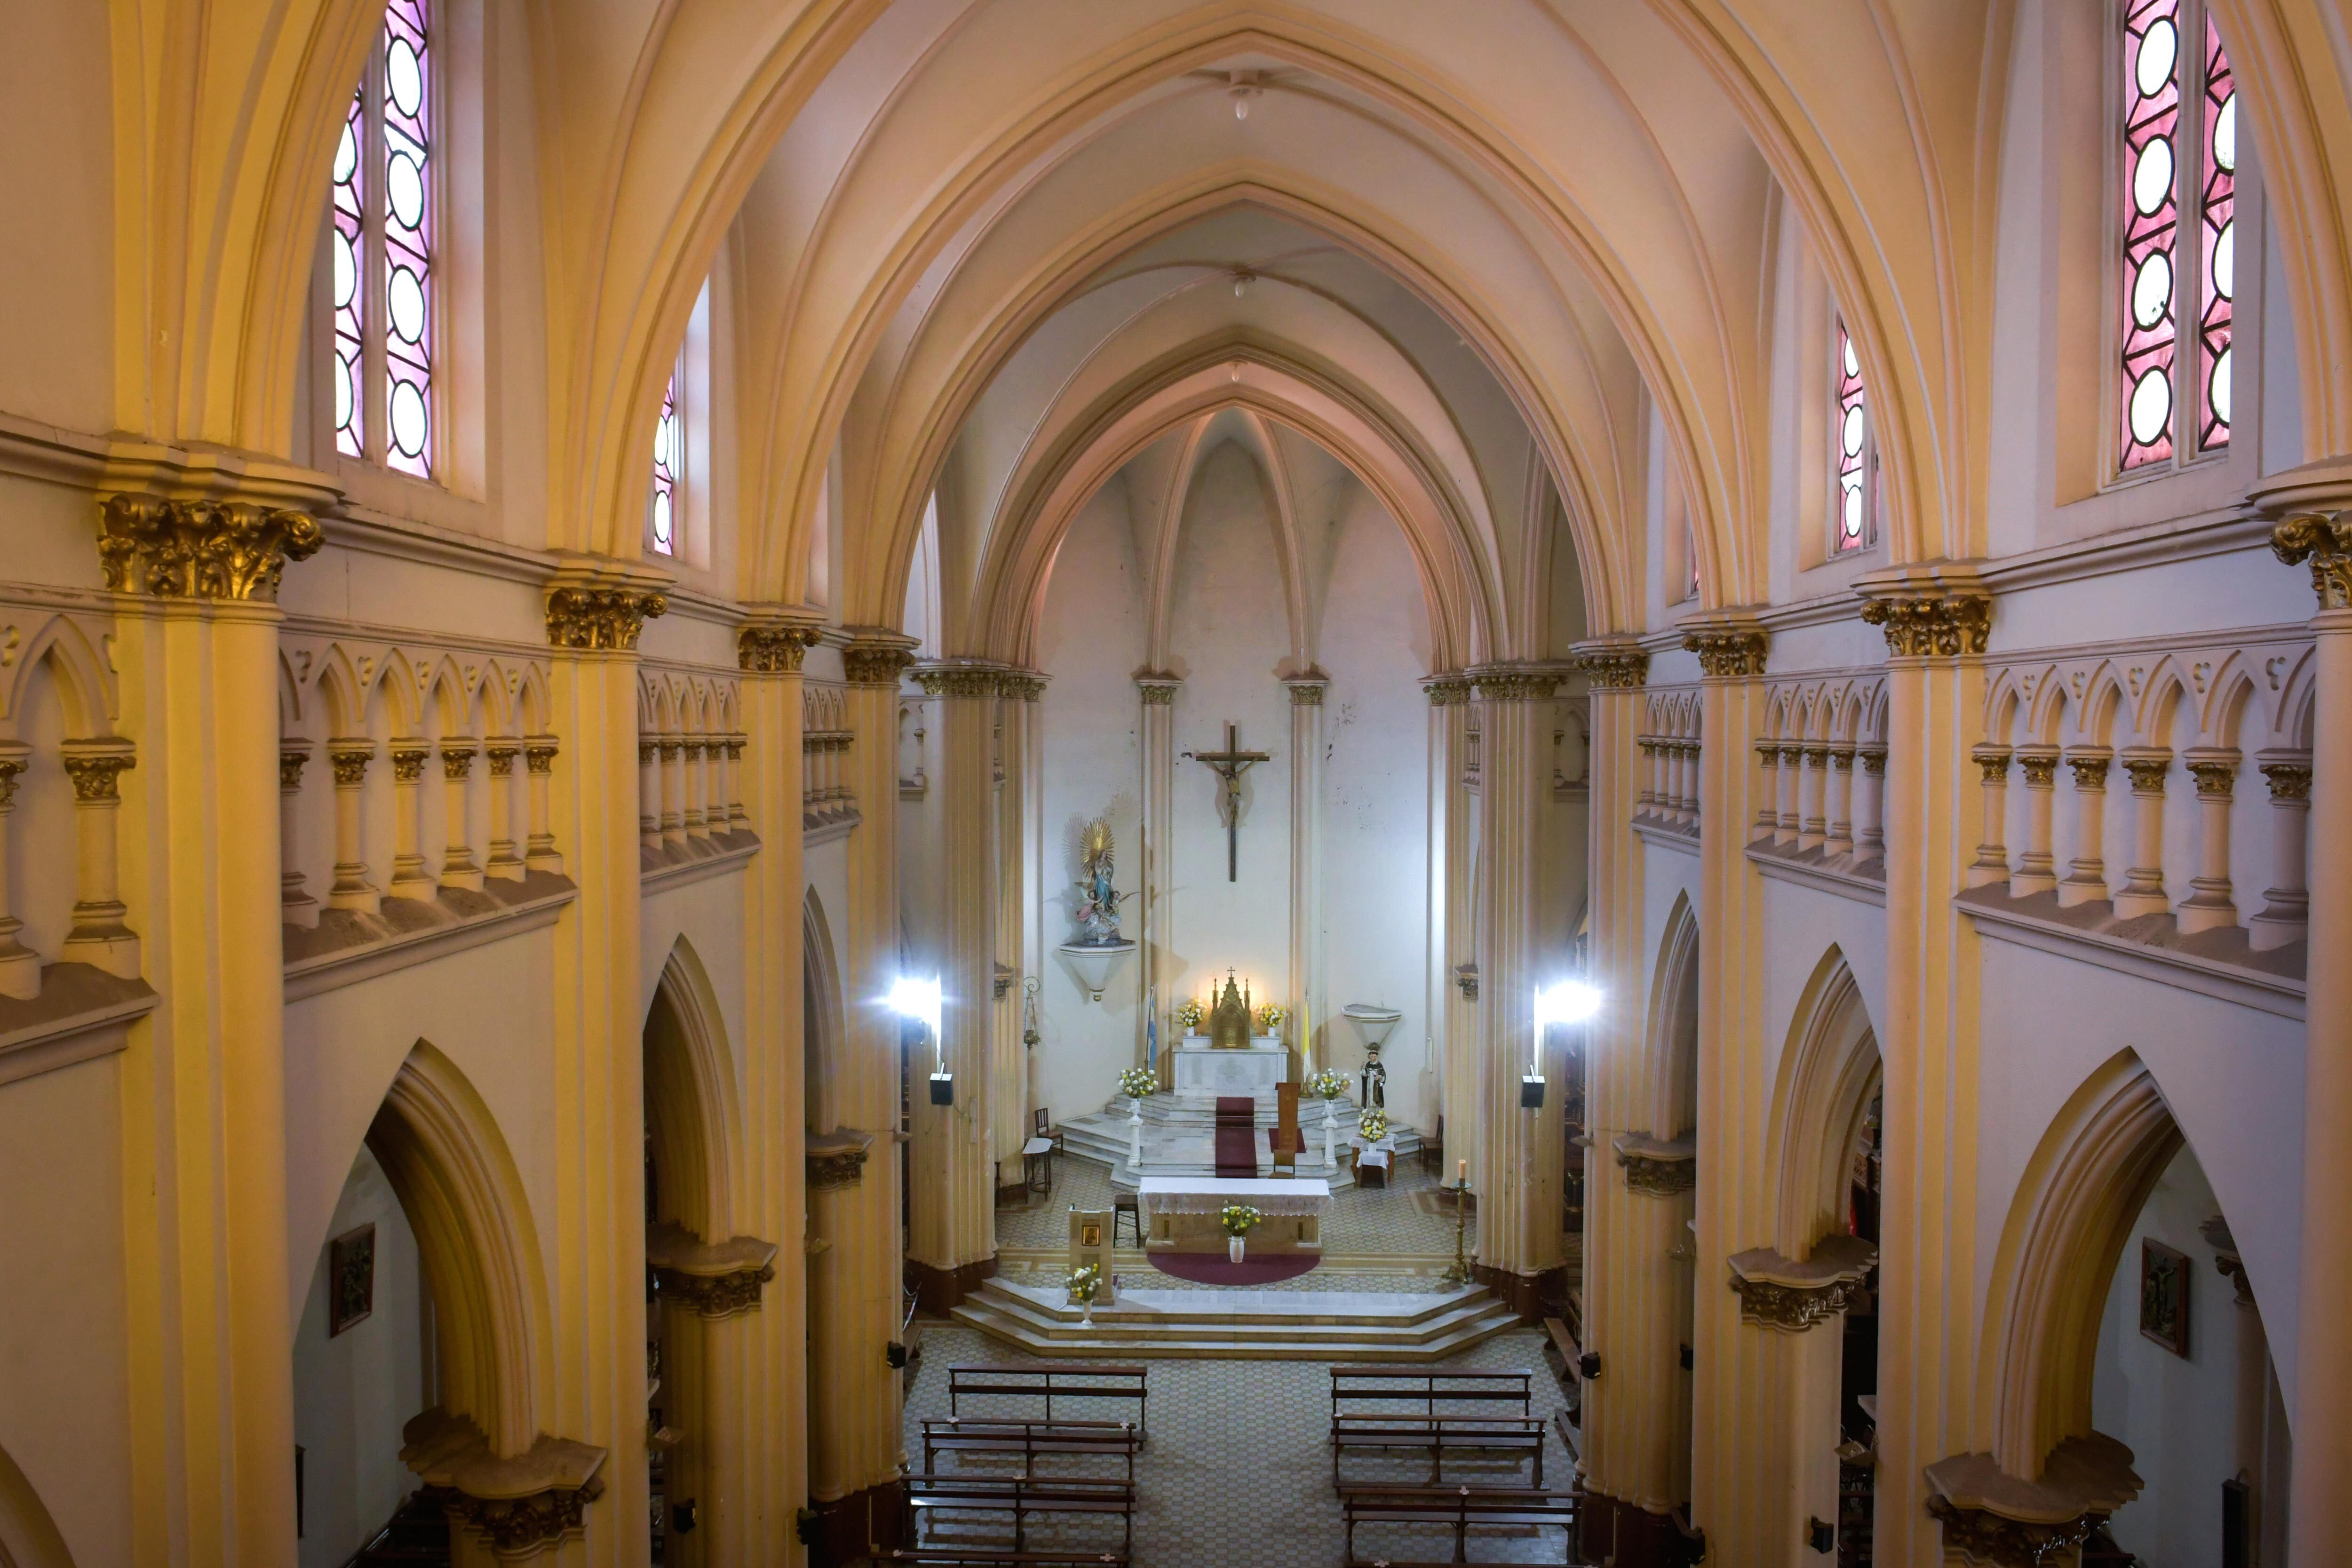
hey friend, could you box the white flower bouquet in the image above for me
[1066,1262,1102,1305]
[1218,1203,1263,1237]
[1357,1109,1391,1144]
[1117,1066,1158,1099]
[1306,1068,1349,1100]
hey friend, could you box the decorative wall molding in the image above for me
[807,1128,876,1190]
[97,494,325,601]
[642,834,760,892]
[1853,562,1994,657]
[840,629,921,685]
[284,876,577,1002]
[1726,1235,1876,1331]
[1745,845,1887,905]
[1922,1437,2141,1568]
[737,615,826,672]
[646,1226,779,1319]
[1958,886,2304,1019]
[0,963,157,1089]
[1613,1132,1696,1195]
[1568,642,1650,689]
[402,1409,606,1558]
[1678,618,1770,678]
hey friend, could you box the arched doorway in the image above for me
[0,1436,76,1568]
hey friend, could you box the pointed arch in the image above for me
[1764,946,1882,1261]
[802,887,848,1137]
[1645,891,1702,1140]
[365,1040,553,1458]
[643,936,746,1243]
[0,1435,74,1568]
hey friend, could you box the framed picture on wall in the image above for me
[330,1223,376,1337]
[2139,1238,2190,1358]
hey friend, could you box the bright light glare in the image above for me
[887,976,942,1034]
[1534,980,1603,1029]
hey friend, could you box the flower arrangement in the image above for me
[1117,1066,1158,1100]
[1218,1203,1263,1237]
[1066,1262,1102,1305]
[1174,998,1204,1031]
[1306,1068,1349,1100]
[1358,1109,1391,1144]
[1256,1002,1286,1030]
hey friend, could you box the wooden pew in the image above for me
[918,1417,1142,1481]
[1338,1483,1580,1567]
[1328,1367,1534,1425]
[890,1550,1128,1567]
[949,1363,1151,1437]
[902,1473,1134,1558]
[1330,1413,1548,1486]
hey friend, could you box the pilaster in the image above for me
[1285,672,1327,1076]
[907,661,1005,1310]
[1422,675,1475,1191]
[1136,673,1180,1086]
[99,482,324,1568]
[1852,562,1992,1568]
[993,675,1044,1189]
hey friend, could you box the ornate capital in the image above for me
[280,744,310,791]
[1858,745,1888,777]
[0,746,25,810]
[546,587,667,652]
[486,742,520,778]
[658,739,682,762]
[1002,673,1048,701]
[1855,568,1993,658]
[648,1227,779,1320]
[1422,676,1471,707]
[807,1128,874,1190]
[912,661,1008,699]
[841,631,920,685]
[401,1411,606,1559]
[2065,748,2113,791]
[1570,644,1650,690]
[329,742,373,787]
[524,738,558,776]
[682,740,705,761]
[2260,758,2312,802]
[1613,1132,1695,1196]
[60,741,135,803]
[1923,1438,2140,1568]
[1137,680,1179,706]
[737,621,826,673]
[2182,748,2238,799]
[1801,745,1830,766]
[440,744,477,781]
[1680,624,1769,678]
[637,740,658,766]
[724,736,746,761]
[2270,510,2352,609]
[1830,746,1858,772]
[1470,664,1561,702]
[2015,746,2058,788]
[2201,1215,2256,1308]
[1972,744,2012,784]
[1727,1239,1875,1332]
[2118,748,2169,794]
[1286,680,1327,706]
[390,743,431,784]
[97,494,324,602]
[1754,740,1780,764]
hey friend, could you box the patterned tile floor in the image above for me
[896,1322,1582,1566]
[996,1265,1457,1296]
[997,1152,1477,1259]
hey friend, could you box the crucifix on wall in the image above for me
[1183,722,1271,882]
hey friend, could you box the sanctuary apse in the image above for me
[0,4,2345,1568]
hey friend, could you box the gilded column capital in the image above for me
[2257,748,2312,801]
[389,742,432,783]
[1422,675,1471,706]
[439,743,477,781]
[485,741,520,777]
[1468,663,1562,702]
[97,494,324,602]
[1726,1238,1875,1332]
[2180,746,2239,798]
[401,1409,606,1557]
[1568,642,1650,689]
[1612,1132,1696,1196]
[60,739,136,802]
[840,629,921,685]
[1829,745,1858,771]
[647,1226,780,1320]
[1136,671,1180,705]
[328,740,373,787]
[280,740,311,791]
[806,1128,875,1190]
[2064,747,2113,790]
[1854,564,1993,657]
[1284,674,1328,706]
[0,743,27,809]
[2014,745,2059,787]
[2117,747,2169,794]
[2200,1216,2257,1307]
[1679,621,1770,678]
[723,735,746,761]
[736,618,826,673]
[2269,510,2352,609]
[523,737,559,775]
[1001,672,1048,701]
[1858,744,1887,776]
[1923,1438,2142,1568]
[911,660,1009,699]
[657,738,683,762]
[1971,743,2012,783]
[545,587,667,651]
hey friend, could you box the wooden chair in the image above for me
[1023,1108,1059,1194]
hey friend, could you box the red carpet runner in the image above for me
[1146,1250,1320,1286]
[1213,1095,1257,1176]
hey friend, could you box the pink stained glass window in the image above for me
[330,88,366,458]
[2119,0,2182,471]
[2196,18,2236,451]
[651,372,680,556]
[381,0,433,477]
[1832,318,1872,553]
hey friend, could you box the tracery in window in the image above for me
[2196,17,2235,449]
[1832,318,1875,555]
[331,90,366,458]
[381,0,434,477]
[651,372,680,557]
[2118,0,2182,471]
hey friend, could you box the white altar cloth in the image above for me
[1137,1176,1330,1254]
[1172,1035,1287,1098]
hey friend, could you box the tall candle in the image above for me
[1458,1158,1467,1182]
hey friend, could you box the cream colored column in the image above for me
[279,741,317,924]
[0,746,34,998]
[438,740,483,891]
[1797,743,1828,852]
[1286,673,1327,1077]
[2177,748,2241,932]
[100,492,322,1568]
[2249,750,2311,948]
[1566,643,1670,1557]
[387,738,436,899]
[908,662,1001,1312]
[1137,673,1180,1085]
[1966,745,2012,888]
[1825,746,1857,859]
[2114,750,2173,917]
[2010,746,2060,895]
[2264,507,2352,1568]
[542,573,674,1566]
[1682,623,1777,1565]
[735,615,824,1567]
[2057,747,2113,907]
[639,738,663,852]
[1775,742,1802,844]
[327,740,380,913]
[483,740,523,881]
[1470,664,1564,1320]
[1424,676,1475,1186]
[1853,571,1991,1567]
[808,629,917,1559]
[993,676,1044,1189]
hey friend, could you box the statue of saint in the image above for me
[1071,817,1128,945]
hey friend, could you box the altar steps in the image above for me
[949,1277,1518,1361]
[1058,1095,1423,1190]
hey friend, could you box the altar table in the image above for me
[1172,1035,1287,1098]
[1136,1176,1331,1255]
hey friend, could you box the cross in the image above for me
[1183,722,1272,883]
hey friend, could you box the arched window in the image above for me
[331,0,437,478]
[650,368,681,557]
[2118,0,2235,473]
[1831,316,1877,555]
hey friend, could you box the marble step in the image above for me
[950,1278,1520,1361]
[1059,1097,1424,1190]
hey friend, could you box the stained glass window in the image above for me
[381,0,433,476]
[2119,0,2182,471]
[2196,17,2235,450]
[1832,318,1874,554]
[651,371,680,556]
[329,0,433,477]
[330,88,366,457]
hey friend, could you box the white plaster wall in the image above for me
[1756,879,1891,1112]
[2091,1141,2245,1566]
[292,1144,428,1568]
[1974,937,2304,1408]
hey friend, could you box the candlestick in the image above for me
[1441,1175,1474,1285]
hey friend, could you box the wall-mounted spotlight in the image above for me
[1524,979,1603,1108]
[889,976,952,1104]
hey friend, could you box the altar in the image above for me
[1172,1034,1287,1098]
[1137,1176,1331,1255]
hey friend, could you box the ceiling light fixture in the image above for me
[1228,69,1262,121]
[1232,270,1255,299]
